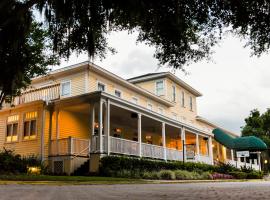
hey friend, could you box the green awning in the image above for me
[213,128,267,151]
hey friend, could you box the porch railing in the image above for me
[50,137,90,156]
[166,148,183,161]
[14,83,60,105]
[110,137,139,156]
[226,159,260,171]
[141,143,164,159]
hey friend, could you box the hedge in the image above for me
[100,155,239,176]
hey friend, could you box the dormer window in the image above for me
[156,80,164,96]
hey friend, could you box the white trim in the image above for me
[60,80,71,98]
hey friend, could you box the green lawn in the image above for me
[0,174,147,185]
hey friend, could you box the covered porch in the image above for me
[88,92,213,171]
[48,92,214,173]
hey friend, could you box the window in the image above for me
[172,85,176,102]
[172,113,177,120]
[181,91,185,107]
[6,115,19,142]
[156,80,164,96]
[97,82,105,91]
[158,107,164,115]
[115,90,121,98]
[189,96,193,111]
[61,81,71,96]
[132,97,138,104]
[147,103,153,110]
[23,111,37,140]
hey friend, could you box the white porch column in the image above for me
[196,133,200,157]
[138,113,142,157]
[162,122,167,161]
[181,127,186,162]
[90,103,95,136]
[257,152,261,171]
[98,100,103,153]
[208,136,214,165]
[231,149,234,161]
[106,99,111,155]
[55,109,59,155]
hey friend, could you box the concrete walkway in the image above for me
[0,181,270,200]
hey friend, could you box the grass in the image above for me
[0,174,147,185]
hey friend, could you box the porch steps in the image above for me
[72,159,90,176]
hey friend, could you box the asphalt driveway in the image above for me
[0,181,269,200]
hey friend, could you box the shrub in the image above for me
[246,171,264,179]
[174,170,192,180]
[0,149,44,175]
[229,171,247,179]
[142,171,159,179]
[100,156,218,176]
[158,170,175,180]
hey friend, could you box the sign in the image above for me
[236,151,250,158]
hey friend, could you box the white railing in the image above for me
[14,83,60,105]
[196,154,212,165]
[110,137,139,156]
[166,148,183,161]
[71,138,90,156]
[142,143,164,159]
[50,137,90,156]
[226,159,260,171]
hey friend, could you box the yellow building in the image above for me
[0,61,262,174]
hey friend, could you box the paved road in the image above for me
[1,181,270,200]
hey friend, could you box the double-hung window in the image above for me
[156,80,164,96]
[61,81,71,97]
[6,115,19,142]
[115,90,121,98]
[189,96,193,111]
[132,97,138,104]
[147,103,153,111]
[181,91,185,107]
[97,82,105,92]
[172,85,176,102]
[23,111,37,140]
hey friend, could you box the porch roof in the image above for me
[213,128,267,151]
[52,91,212,136]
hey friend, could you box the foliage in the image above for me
[157,170,176,180]
[2,0,270,108]
[242,109,270,147]
[0,149,45,174]
[100,156,262,180]
[0,14,59,106]
[99,156,219,176]
[211,173,233,180]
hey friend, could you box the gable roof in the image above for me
[32,61,175,107]
[128,72,202,97]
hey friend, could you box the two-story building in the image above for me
[0,61,266,174]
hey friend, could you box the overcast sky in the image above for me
[55,31,270,135]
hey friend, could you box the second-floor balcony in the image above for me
[14,83,60,105]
